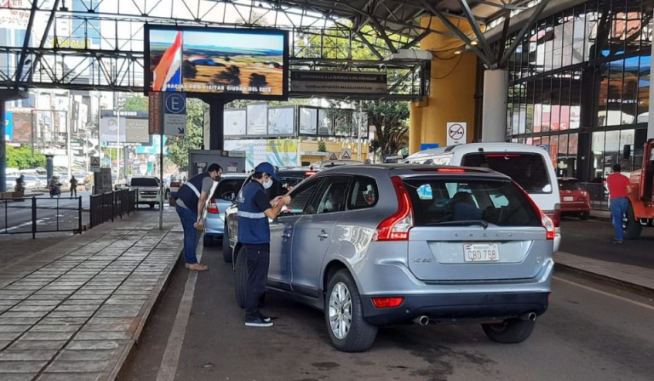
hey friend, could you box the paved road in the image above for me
[0,191,91,234]
[118,245,654,381]
[560,217,654,269]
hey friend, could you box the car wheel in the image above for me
[234,247,248,309]
[579,212,589,220]
[222,224,233,263]
[324,270,377,352]
[203,235,213,247]
[482,318,536,344]
[624,202,642,240]
[165,190,170,199]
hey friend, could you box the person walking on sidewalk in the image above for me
[174,164,223,271]
[238,162,291,327]
[606,164,631,244]
[69,175,79,197]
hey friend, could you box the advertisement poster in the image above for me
[267,107,295,136]
[148,26,287,97]
[246,104,267,135]
[8,111,32,143]
[318,109,333,136]
[299,108,318,135]
[224,139,298,171]
[223,109,247,136]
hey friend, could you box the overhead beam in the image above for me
[499,0,549,67]
[355,30,386,59]
[457,0,496,68]
[14,0,40,86]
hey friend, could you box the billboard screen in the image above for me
[145,25,289,100]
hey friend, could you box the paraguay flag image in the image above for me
[153,31,182,91]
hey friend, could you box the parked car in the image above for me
[225,164,554,352]
[404,143,562,252]
[129,177,169,208]
[558,177,591,219]
[309,160,364,170]
[23,175,41,190]
[203,174,248,247]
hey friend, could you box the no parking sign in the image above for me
[446,122,466,146]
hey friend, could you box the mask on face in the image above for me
[324,199,333,211]
[263,179,273,189]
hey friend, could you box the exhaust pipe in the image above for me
[413,315,430,326]
[520,312,537,322]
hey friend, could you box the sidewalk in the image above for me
[0,209,182,381]
[555,251,654,292]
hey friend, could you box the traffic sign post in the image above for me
[340,148,352,160]
[446,122,466,146]
[90,156,100,172]
[328,152,339,161]
[163,93,187,136]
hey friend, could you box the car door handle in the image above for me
[318,231,329,240]
[281,232,292,238]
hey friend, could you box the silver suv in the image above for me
[225,165,554,352]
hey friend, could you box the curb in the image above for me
[555,262,654,296]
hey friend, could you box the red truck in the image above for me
[623,139,654,239]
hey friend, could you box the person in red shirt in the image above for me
[606,164,631,243]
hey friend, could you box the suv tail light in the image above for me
[543,204,561,227]
[371,297,404,308]
[374,176,413,241]
[207,198,219,214]
[514,181,555,241]
[171,181,181,188]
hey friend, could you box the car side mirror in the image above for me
[623,144,631,159]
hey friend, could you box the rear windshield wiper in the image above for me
[426,220,489,229]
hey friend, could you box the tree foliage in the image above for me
[122,96,148,112]
[166,99,204,171]
[362,101,410,156]
[6,145,46,169]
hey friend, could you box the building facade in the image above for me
[501,0,652,182]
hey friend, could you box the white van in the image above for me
[405,143,561,251]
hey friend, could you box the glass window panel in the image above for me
[542,77,551,132]
[534,78,543,133]
[585,5,599,62]
[591,131,606,180]
[638,53,650,122]
[553,24,563,70]
[572,12,586,64]
[533,136,542,146]
[607,59,624,126]
[620,129,636,173]
[568,133,579,155]
[597,63,609,127]
[570,70,581,129]
[559,134,569,156]
[526,137,533,145]
[550,135,559,166]
[622,55,639,125]
[545,38,553,72]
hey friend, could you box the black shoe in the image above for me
[245,316,273,327]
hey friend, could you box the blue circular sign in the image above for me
[164,93,186,114]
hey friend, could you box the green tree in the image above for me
[166,99,204,171]
[362,100,410,156]
[318,141,327,152]
[122,96,148,112]
[6,145,46,169]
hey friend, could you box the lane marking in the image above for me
[155,241,203,381]
[553,276,654,311]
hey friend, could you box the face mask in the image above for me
[263,179,273,189]
[324,200,333,210]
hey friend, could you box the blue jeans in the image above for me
[610,197,628,241]
[176,205,199,264]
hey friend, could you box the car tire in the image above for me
[624,202,642,240]
[579,212,589,220]
[482,318,536,344]
[203,235,213,247]
[234,247,248,309]
[324,270,378,352]
[222,224,232,263]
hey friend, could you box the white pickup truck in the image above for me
[129,177,170,209]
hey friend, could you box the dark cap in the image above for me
[254,162,280,181]
[207,163,222,173]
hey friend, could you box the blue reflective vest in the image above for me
[176,172,210,212]
[237,182,270,245]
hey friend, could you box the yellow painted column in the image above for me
[409,16,478,154]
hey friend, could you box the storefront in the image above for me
[499,0,652,182]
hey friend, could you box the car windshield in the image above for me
[213,178,245,200]
[403,177,541,227]
[461,153,552,194]
[131,178,159,187]
[559,180,581,191]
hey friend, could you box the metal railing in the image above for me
[0,196,83,238]
[580,182,610,211]
[89,189,138,229]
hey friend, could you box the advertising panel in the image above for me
[224,109,247,136]
[224,139,298,171]
[267,107,295,136]
[9,111,32,143]
[101,111,150,143]
[246,104,267,135]
[291,71,387,94]
[145,25,289,100]
[299,107,318,135]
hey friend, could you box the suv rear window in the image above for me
[559,179,581,191]
[461,153,552,194]
[131,178,159,187]
[403,178,541,227]
[214,178,245,200]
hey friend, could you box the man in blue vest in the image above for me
[175,163,223,271]
[238,162,291,327]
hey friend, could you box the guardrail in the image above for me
[580,182,610,211]
[0,196,83,238]
[89,189,138,229]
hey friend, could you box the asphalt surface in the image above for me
[118,243,654,381]
[559,217,654,269]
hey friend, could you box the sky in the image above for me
[183,30,283,51]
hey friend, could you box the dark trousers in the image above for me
[176,205,199,264]
[244,244,270,319]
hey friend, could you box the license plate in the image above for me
[464,243,500,262]
[564,196,574,202]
